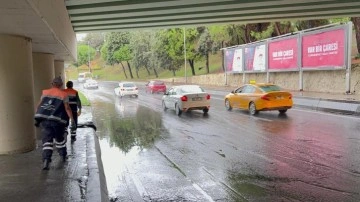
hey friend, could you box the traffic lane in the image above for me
[81,82,360,201]
[136,88,360,201]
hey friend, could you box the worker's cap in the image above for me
[52,77,63,85]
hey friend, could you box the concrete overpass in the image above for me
[0,0,360,155]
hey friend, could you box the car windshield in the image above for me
[180,86,204,93]
[123,83,135,87]
[259,85,282,92]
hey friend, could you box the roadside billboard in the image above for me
[302,29,346,69]
[245,44,266,71]
[225,48,235,72]
[232,48,243,72]
[268,37,298,70]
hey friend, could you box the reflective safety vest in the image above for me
[34,87,69,125]
[63,88,81,112]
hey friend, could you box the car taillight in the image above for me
[181,96,188,101]
[261,95,270,101]
[206,94,210,100]
[289,95,292,99]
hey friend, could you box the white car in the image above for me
[83,79,99,89]
[114,82,138,98]
[162,85,210,116]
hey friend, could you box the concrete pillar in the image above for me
[0,35,36,154]
[33,53,55,140]
[54,60,65,88]
[32,53,55,107]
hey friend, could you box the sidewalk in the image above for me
[0,107,108,202]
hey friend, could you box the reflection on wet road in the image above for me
[80,81,360,202]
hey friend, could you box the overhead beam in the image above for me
[66,0,333,15]
[71,3,360,26]
[74,11,359,32]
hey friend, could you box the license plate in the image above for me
[276,96,283,100]
[127,89,132,91]
[192,97,202,101]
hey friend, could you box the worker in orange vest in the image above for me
[34,77,76,170]
[63,81,82,142]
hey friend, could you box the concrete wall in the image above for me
[163,65,360,98]
[27,0,77,61]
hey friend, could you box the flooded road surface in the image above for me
[80,81,360,202]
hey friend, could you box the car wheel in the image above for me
[175,103,182,116]
[279,109,287,114]
[249,102,258,115]
[162,101,167,111]
[151,89,154,94]
[134,95,138,98]
[203,108,209,114]
[225,99,232,111]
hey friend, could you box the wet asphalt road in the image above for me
[78,81,360,202]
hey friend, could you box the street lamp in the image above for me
[183,27,187,83]
[88,41,91,73]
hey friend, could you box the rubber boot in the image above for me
[42,159,50,170]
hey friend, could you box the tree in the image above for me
[351,17,360,56]
[83,33,105,51]
[76,44,96,68]
[105,32,131,65]
[130,30,154,77]
[157,29,184,76]
[197,28,213,74]
[113,45,134,79]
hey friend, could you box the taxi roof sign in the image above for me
[249,80,256,84]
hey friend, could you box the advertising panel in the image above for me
[302,29,345,68]
[225,48,235,72]
[245,44,266,71]
[268,37,298,70]
[232,48,243,72]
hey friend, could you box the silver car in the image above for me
[162,85,210,116]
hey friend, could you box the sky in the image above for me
[76,33,87,41]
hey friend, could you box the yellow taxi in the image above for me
[224,83,293,115]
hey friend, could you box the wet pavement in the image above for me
[0,107,106,202]
[82,81,360,202]
[1,80,360,202]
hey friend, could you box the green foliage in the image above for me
[76,44,96,67]
[251,24,274,40]
[78,91,90,106]
[113,45,132,63]
[83,33,105,50]
[104,32,131,65]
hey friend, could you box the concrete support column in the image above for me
[54,60,65,88]
[32,53,55,106]
[0,35,36,154]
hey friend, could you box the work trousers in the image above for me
[41,120,67,161]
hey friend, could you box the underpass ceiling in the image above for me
[66,0,360,33]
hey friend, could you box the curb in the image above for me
[293,96,360,116]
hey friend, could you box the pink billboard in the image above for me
[268,37,298,70]
[302,29,345,68]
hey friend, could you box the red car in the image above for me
[145,80,167,94]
